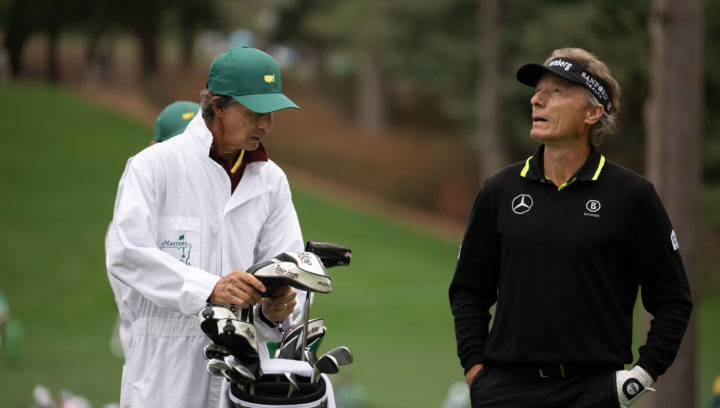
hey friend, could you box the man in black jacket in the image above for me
[449,47,692,407]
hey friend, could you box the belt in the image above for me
[499,363,612,379]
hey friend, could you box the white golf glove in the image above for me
[616,365,655,407]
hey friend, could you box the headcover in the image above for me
[247,252,332,295]
[516,57,612,113]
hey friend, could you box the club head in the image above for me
[303,347,318,365]
[278,318,325,360]
[203,343,231,361]
[326,346,353,366]
[223,369,255,396]
[207,358,230,377]
[311,354,339,383]
[224,355,257,381]
[284,372,299,398]
[304,240,352,268]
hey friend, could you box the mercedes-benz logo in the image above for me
[511,194,533,215]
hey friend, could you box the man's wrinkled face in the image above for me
[529,73,598,145]
[215,102,273,155]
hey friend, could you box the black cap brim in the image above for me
[516,63,582,88]
[516,58,613,113]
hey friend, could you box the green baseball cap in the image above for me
[207,46,300,113]
[154,101,200,142]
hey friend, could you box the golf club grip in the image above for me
[304,240,352,268]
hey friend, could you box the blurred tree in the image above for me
[642,0,703,407]
[41,0,78,83]
[703,0,720,181]
[302,0,401,132]
[2,0,39,77]
[177,0,216,68]
[476,0,506,183]
[126,0,164,79]
[299,0,477,132]
[85,0,115,84]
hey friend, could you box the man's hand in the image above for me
[261,286,297,322]
[616,365,655,408]
[208,270,265,308]
[465,363,485,387]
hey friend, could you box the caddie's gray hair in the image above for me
[199,89,236,123]
[546,48,622,147]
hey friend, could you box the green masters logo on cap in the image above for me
[154,100,200,142]
[207,46,300,114]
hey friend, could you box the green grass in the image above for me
[0,82,718,408]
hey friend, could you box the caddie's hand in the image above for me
[465,363,485,387]
[208,270,266,308]
[262,285,297,322]
[616,365,655,408]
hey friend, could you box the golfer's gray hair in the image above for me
[200,89,236,122]
[546,48,622,147]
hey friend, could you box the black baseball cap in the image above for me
[516,57,612,113]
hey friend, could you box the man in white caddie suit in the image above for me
[106,46,306,408]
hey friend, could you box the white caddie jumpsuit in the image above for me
[106,111,305,408]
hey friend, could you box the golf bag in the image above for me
[200,241,352,408]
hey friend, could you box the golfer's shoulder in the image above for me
[600,160,654,194]
[484,160,526,189]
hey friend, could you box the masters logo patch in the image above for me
[160,234,193,265]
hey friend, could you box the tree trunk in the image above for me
[135,24,159,79]
[476,0,505,183]
[642,0,703,406]
[3,0,34,77]
[46,20,60,83]
[355,51,386,133]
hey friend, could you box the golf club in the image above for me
[207,357,230,377]
[203,343,231,361]
[224,355,257,395]
[284,372,299,398]
[311,354,339,383]
[303,347,318,365]
[325,346,353,366]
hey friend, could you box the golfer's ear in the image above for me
[585,104,604,126]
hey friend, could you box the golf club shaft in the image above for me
[300,290,311,361]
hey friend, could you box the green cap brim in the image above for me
[233,93,300,113]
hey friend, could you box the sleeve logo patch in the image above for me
[670,230,680,251]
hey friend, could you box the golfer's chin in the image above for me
[529,129,553,144]
[242,139,261,151]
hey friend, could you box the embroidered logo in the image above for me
[264,69,276,83]
[511,194,533,215]
[160,234,192,265]
[584,199,601,218]
[671,230,680,250]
